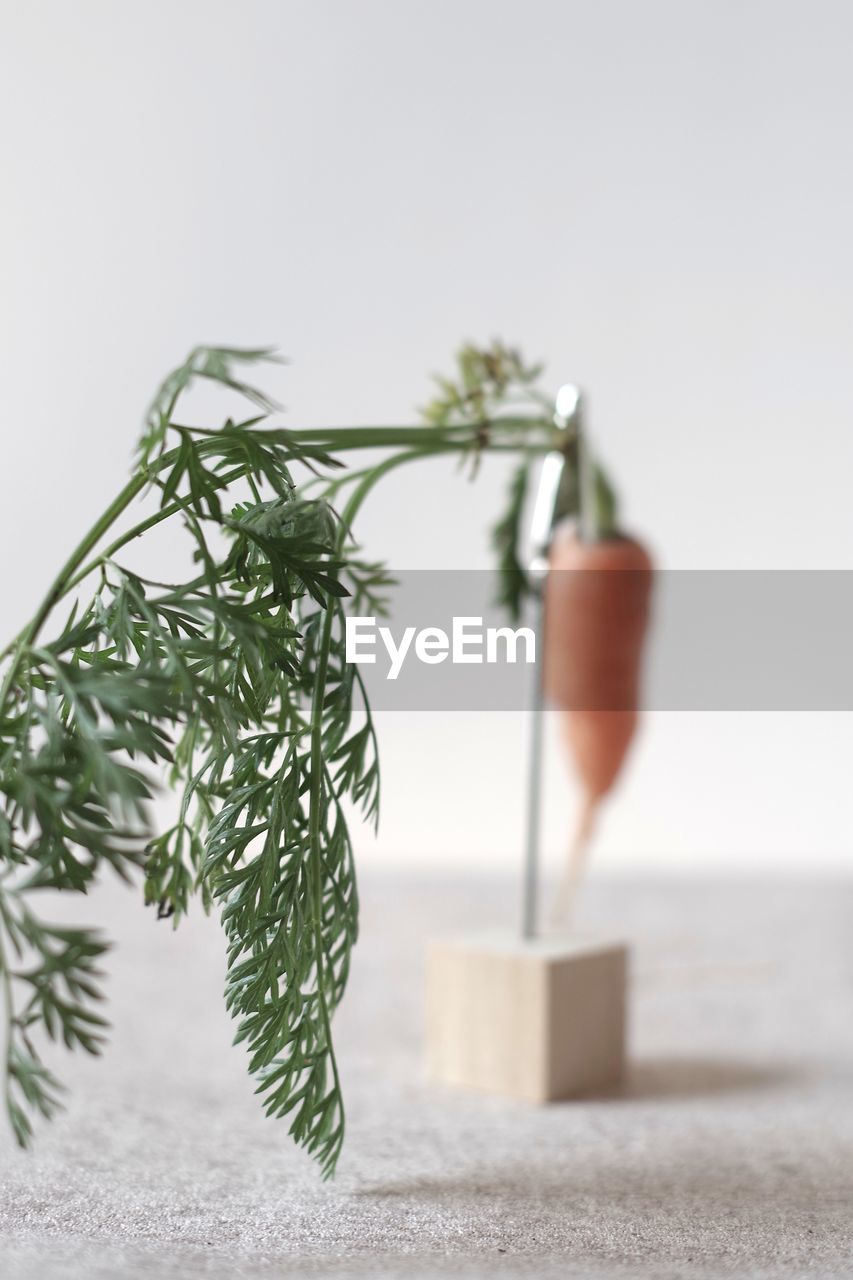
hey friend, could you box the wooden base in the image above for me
[426,933,628,1102]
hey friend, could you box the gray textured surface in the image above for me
[1,873,852,1279]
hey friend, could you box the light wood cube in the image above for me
[426,933,628,1102]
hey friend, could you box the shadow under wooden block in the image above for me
[426,933,628,1102]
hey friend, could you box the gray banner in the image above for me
[340,570,853,711]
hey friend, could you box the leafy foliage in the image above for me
[0,348,379,1176]
[0,338,595,1175]
[422,339,546,430]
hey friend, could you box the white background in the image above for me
[1,1,851,878]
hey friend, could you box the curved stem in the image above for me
[286,414,551,451]
[33,471,148,639]
[64,465,246,595]
[0,471,148,714]
[337,447,436,538]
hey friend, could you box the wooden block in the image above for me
[426,932,628,1102]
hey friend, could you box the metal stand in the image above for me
[521,587,546,939]
[429,400,629,1100]
[520,386,586,939]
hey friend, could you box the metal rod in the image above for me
[576,395,597,543]
[520,386,583,940]
[521,587,546,939]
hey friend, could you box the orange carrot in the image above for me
[543,521,653,917]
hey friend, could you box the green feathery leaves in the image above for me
[422,339,546,429]
[0,339,585,1175]
[0,346,367,1175]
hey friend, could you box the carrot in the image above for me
[543,520,653,919]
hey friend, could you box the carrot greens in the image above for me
[0,341,569,1175]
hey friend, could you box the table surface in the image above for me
[2,871,852,1280]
